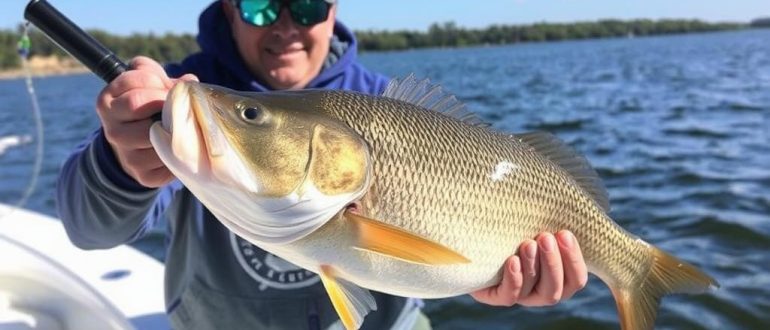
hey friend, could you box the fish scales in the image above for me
[303,90,650,291]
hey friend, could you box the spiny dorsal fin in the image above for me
[382,74,488,127]
[515,131,610,212]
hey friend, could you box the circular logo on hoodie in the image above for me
[229,232,320,291]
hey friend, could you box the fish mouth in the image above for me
[162,81,228,159]
[187,83,228,158]
[157,82,205,175]
[161,82,261,194]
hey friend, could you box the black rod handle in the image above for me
[24,0,128,83]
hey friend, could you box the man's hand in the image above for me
[96,56,197,188]
[471,230,588,307]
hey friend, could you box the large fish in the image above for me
[149,76,718,330]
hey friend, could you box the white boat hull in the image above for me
[0,204,168,330]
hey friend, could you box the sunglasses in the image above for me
[233,0,334,27]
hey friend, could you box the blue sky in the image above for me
[2,0,769,35]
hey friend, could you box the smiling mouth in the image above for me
[266,47,304,56]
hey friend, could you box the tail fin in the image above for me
[610,246,719,330]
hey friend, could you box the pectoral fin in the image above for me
[319,265,377,330]
[346,210,470,265]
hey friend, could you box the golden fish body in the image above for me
[273,90,632,296]
[150,78,717,330]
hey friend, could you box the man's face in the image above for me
[224,1,336,90]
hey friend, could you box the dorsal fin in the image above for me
[515,132,610,212]
[382,74,488,127]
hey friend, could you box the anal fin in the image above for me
[346,210,470,265]
[319,265,377,330]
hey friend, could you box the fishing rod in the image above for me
[24,0,128,83]
[23,0,168,123]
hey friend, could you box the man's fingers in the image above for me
[108,89,168,122]
[531,233,564,306]
[119,147,166,172]
[556,230,588,300]
[130,56,174,88]
[103,119,155,149]
[103,56,172,101]
[518,240,539,298]
[173,73,200,83]
[112,146,171,188]
[470,256,524,306]
[168,73,200,91]
[105,70,169,98]
[470,232,587,308]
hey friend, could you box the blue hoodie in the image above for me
[56,2,423,329]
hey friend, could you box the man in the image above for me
[56,0,588,329]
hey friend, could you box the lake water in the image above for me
[1,29,769,329]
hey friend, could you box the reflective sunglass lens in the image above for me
[240,0,280,26]
[289,0,330,26]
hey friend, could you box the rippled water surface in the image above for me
[2,29,769,329]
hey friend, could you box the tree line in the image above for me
[0,18,764,70]
[356,19,747,51]
[751,17,770,27]
[0,29,199,70]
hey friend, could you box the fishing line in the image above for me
[0,22,44,219]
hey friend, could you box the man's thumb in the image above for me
[177,73,200,82]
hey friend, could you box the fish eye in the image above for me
[240,106,269,125]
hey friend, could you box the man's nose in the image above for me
[271,7,299,38]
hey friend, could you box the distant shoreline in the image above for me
[0,55,89,80]
[0,66,90,80]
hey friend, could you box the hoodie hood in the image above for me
[195,1,358,91]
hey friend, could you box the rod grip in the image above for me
[24,0,128,83]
